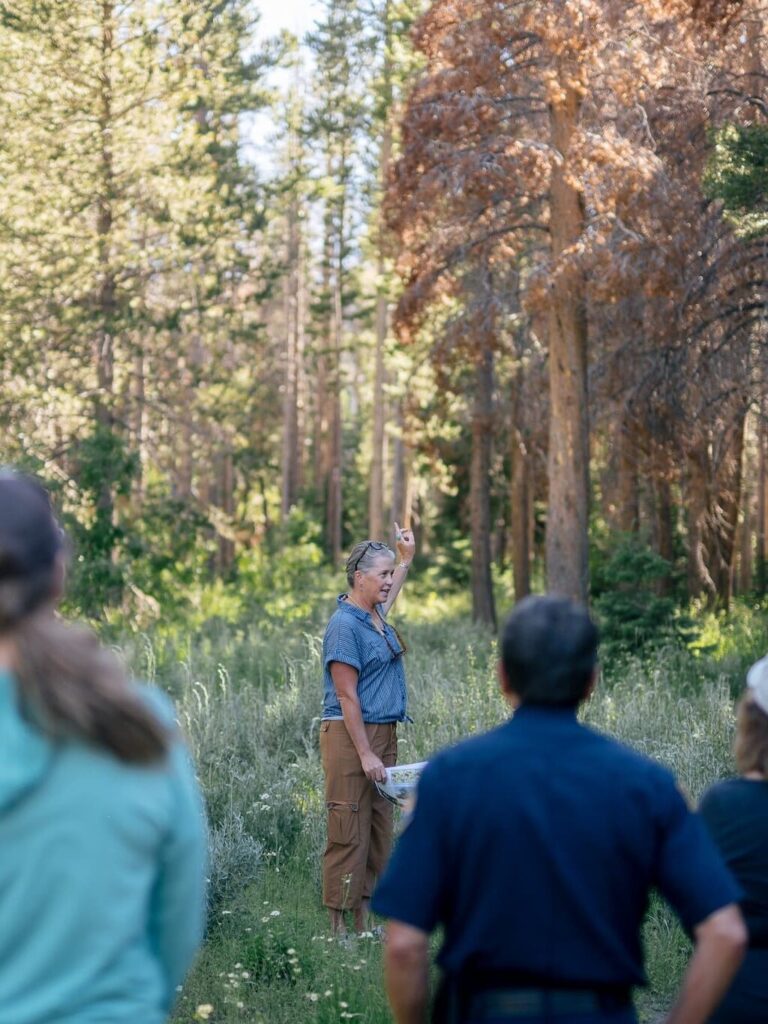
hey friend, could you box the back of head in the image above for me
[735,657,768,777]
[0,473,61,629]
[500,595,598,707]
[0,470,168,764]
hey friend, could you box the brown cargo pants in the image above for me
[319,720,398,910]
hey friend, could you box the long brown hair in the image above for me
[734,693,768,778]
[0,472,168,764]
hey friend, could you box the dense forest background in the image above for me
[2,0,768,642]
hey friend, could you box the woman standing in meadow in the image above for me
[0,471,208,1024]
[700,658,768,1024]
[320,523,415,936]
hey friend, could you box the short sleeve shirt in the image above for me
[322,596,408,723]
[700,778,768,945]
[372,705,740,987]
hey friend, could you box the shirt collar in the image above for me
[512,703,580,722]
[337,594,385,624]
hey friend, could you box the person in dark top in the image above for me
[372,595,746,1024]
[700,656,768,1024]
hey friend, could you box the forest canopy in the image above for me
[1,0,767,639]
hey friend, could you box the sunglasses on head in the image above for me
[351,540,389,574]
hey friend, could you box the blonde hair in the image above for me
[345,540,395,588]
[734,693,768,778]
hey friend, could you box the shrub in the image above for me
[591,534,692,657]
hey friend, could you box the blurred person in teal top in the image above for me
[0,470,208,1024]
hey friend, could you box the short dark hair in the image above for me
[500,595,599,707]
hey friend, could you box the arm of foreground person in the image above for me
[385,921,430,1024]
[149,737,209,1009]
[664,904,747,1024]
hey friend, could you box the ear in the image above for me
[583,666,599,701]
[498,660,521,708]
[50,550,67,605]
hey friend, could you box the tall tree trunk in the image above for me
[93,0,118,599]
[391,397,407,527]
[314,198,334,509]
[281,193,302,520]
[510,427,531,603]
[758,401,767,595]
[614,418,639,533]
[738,473,753,596]
[132,348,145,501]
[710,403,747,610]
[470,348,497,628]
[510,365,531,602]
[369,1,393,542]
[651,450,675,597]
[175,347,195,500]
[314,347,329,497]
[545,85,590,604]
[369,286,388,540]
[216,449,235,575]
[326,218,344,566]
[685,441,717,602]
[295,262,307,496]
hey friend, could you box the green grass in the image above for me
[110,605,757,1024]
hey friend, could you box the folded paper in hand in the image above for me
[375,761,427,808]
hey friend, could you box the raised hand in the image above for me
[393,522,415,565]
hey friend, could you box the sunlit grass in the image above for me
[106,596,758,1023]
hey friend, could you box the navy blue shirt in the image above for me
[372,705,740,986]
[700,778,768,946]
[322,596,408,723]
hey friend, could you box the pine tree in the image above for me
[0,0,274,607]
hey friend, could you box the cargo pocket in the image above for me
[326,801,359,845]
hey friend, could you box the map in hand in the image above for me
[375,761,428,809]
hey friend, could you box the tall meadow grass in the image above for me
[111,605,759,1024]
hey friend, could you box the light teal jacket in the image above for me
[0,670,208,1024]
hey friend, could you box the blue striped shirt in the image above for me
[322,595,408,723]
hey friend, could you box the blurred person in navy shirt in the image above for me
[373,596,746,1024]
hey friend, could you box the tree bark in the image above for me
[369,286,388,540]
[685,441,717,602]
[545,85,590,604]
[510,425,531,603]
[509,360,532,602]
[281,191,302,520]
[470,348,497,628]
[758,401,767,595]
[216,450,235,575]
[132,348,145,502]
[93,0,119,600]
[369,0,393,542]
[614,418,639,533]
[326,216,344,567]
[738,473,753,595]
[313,193,334,517]
[391,397,407,526]
[651,453,675,597]
[709,402,747,610]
